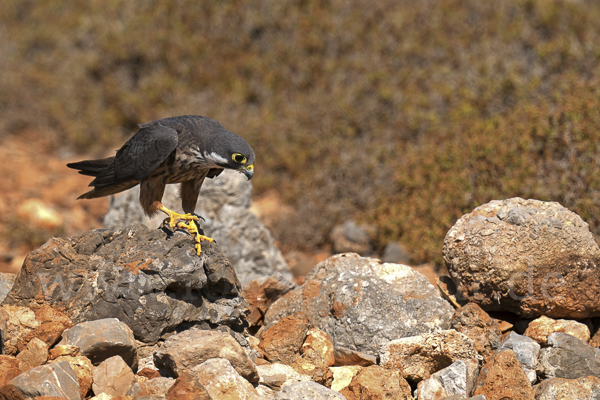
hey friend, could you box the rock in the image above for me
[538,332,600,379]
[301,328,335,366]
[137,368,161,381]
[330,366,362,392]
[340,365,412,400]
[533,376,600,399]
[0,273,16,304]
[92,355,136,397]
[274,381,347,400]
[16,337,48,372]
[473,350,533,400]
[256,385,276,399]
[497,332,540,384]
[451,303,501,362]
[103,171,290,286]
[1,361,81,400]
[2,225,249,345]
[380,330,480,383]
[333,347,377,367]
[192,358,260,399]
[259,315,310,364]
[264,254,454,356]
[153,327,258,382]
[0,305,40,356]
[0,355,21,386]
[256,362,312,390]
[330,221,374,255]
[49,355,93,399]
[165,372,211,400]
[242,275,295,328]
[48,345,80,360]
[89,394,113,400]
[138,377,176,396]
[524,315,590,345]
[290,348,333,387]
[414,359,479,400]
[381,242,411,264]
[18,321,70,352]
[58,318,137,368]
[443,198,600,318]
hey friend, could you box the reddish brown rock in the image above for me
[258,315,310,364]
[290,348,334,387]
[49,355,93,400]
[17,321,69,352]
[333,347,377,367]
[16,337,48,372]
[137,368,161,380]
[474,350,533,400]
[166,372,211,400]
[444,198,600,319]
[451,303,502,362]
[92,355,135,397]
[0,355,21,386]
[380,329,480,383]
[242,275,295,328]
[48,345,80,360]
[340,365,413,400]
[524,315,590,345]
[138,377,176,396]
[302,328,335,366]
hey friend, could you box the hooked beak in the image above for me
[241,164,254,180]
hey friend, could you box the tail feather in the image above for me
[67,157,114,177]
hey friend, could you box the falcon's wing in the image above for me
[114,122,179,182]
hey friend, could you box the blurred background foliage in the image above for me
[1,0,600,266]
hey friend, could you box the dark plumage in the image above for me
[68,115,255,216]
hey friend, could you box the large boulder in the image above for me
[443,198,600,318]
[103,170,290,286]
[1,224,249,344]
[263,253,454,356]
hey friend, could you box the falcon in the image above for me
[67,115,255,254]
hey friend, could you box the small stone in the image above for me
[498,332,540,384]
[0,273,16,304]
[451,303,502,362]
[333,347,376,366]
[242,275,295,328]
[138,377,176,396]
[0,305,40,356]
[192,358,260,399]
[330,221,374,255]
[258,315,310,364]
[473,350,533,400]
[89,394,113,400]
[274,381,346,400]
[49,355,93,400]
[380,329,480,383]
[92,355,136,397]
[59,318,137,368]
[153,327,258,382]
[0,355,21,386]
[256,362,312,389]
[330,366,362,392]
[340,365,412,400]
[414,359,480,400]
[165,372,211,400]
[48,345,80,360]
[524,315,590,345]
[289,348,333,387]
[16,337,48,372]
[137,368,161,380]
[1,361,81,400]
[534,376,600,399]
[537,332,600,379]
[301,328,335,366]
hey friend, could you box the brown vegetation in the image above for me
[1,0,600,267]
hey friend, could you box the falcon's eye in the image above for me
[232,153,247,164]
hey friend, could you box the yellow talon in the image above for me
[159,205,198,228]
[177,220,214,255]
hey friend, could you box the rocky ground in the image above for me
[2,160,600,399]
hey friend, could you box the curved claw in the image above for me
[177,220,214,255]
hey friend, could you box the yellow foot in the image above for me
[177,220,214,255]
[159,205,198,228]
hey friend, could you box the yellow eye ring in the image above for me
[232,153,247,164]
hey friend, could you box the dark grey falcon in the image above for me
[67,115,255,254]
